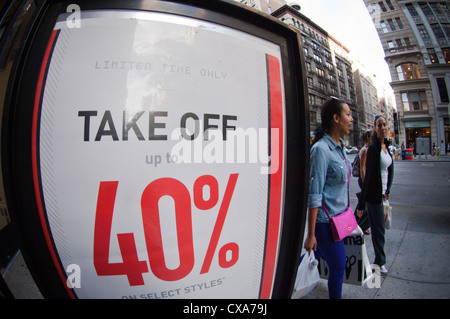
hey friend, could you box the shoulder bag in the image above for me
[321,157,358,242]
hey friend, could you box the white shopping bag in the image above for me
[291,251,320,299]
[383,198,392,230]
[318,227,373,286]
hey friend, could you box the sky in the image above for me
[296,0,393,92]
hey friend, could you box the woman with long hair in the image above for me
[356,114,394,275]
[304,97,354,299]
[356,131,372,234]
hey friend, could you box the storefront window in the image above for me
[405,124,431,154]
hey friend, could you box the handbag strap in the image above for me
[321,154,350,220]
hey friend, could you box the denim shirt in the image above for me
[308,134,350,223]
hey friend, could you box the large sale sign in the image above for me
[32,11,286,299]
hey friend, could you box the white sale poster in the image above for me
[32,10,286,299]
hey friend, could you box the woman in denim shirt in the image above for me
[304,97,353,299]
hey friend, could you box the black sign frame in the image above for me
[1,0,309,299]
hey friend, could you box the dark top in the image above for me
[356,138,394,210]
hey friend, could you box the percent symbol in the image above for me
[193,174,239,274]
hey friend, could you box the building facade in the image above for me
[236,1,388,147]
[354,68,380,133]
[271,4,359,146]
[237,0,287,14]
[364,0,450,154]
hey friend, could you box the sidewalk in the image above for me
[1,251,42,299]
[409,154,450,162]
[299,201,450,299]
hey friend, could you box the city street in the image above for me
[302,154,450,299]
[349,154,450,209]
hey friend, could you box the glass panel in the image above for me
[402,92,410,111]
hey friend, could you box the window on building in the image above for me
[314,53,323,64]
[395,17,404,29]
[443,48,450,63]
[311,41,320,50]
[387,19,396,31]
[406,3,418,16]
[431,24,445,40]
[396,39,403,47]
[328,74,336,82]
[319,81,325,91]
[380,21,389,33]
[417,24,430,40]
[316,67,324,77]
[401,91,428,111]
[386,0,395,10]
[309,94,316,106]
[401,93,410,111]
[430,3,443,15]
[441,3,450,15]
[427,48,438,63]
[420,3,433,16]
[404,37,412,46]
[307,77,313,87]
[387,40,395,49]
[378,2,387,12]
[396,63,421,80]
[436,78,449,103]
[326,61,333,70]
[310,111,317,124]
[442,23,450,39]
[347,72,353,82]
[415,91,428,110]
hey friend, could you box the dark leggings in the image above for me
[366,201,386,266]
[315,222,346,299]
